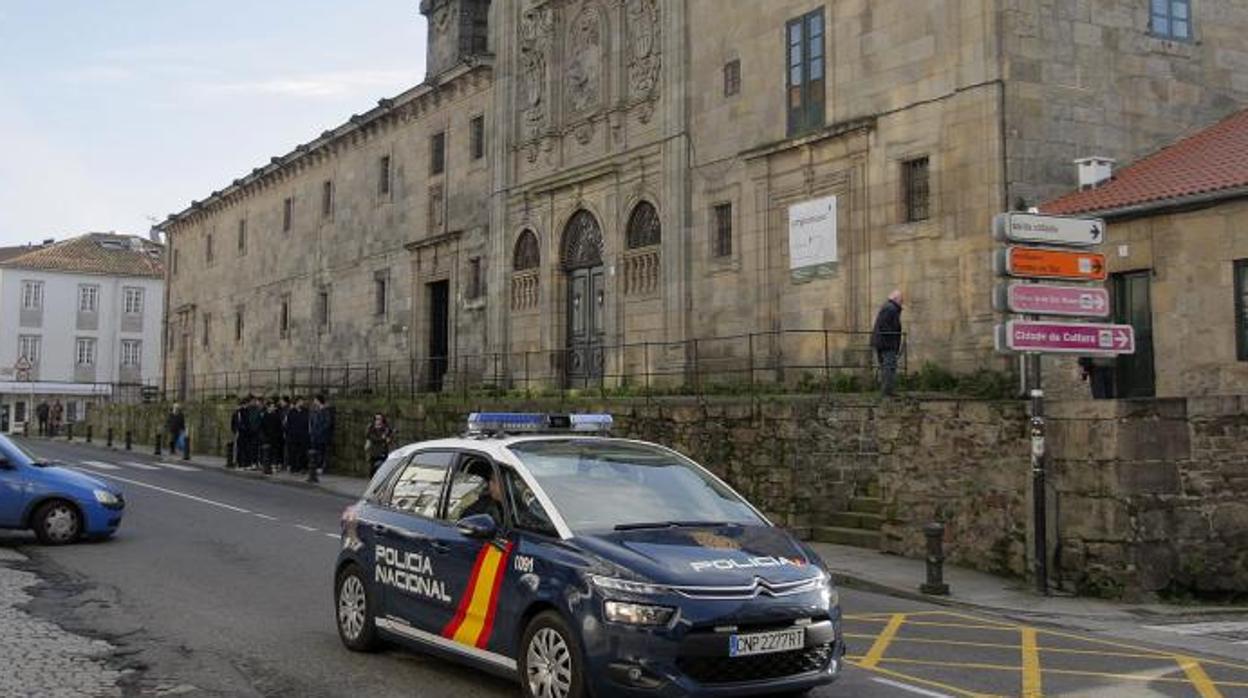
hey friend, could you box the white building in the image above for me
[0,233,165,433]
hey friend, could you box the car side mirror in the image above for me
[456,513,498,539]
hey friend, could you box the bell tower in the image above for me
[420,0,492,80]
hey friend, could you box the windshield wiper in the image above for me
[614,520,733,531]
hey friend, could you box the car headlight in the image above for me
[589,575,671,596]
[604,600,675,626]
[93,489,120,507]
[819,571,839,608]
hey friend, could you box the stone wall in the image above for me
[86,393,1248,599]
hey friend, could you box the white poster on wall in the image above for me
[788,195,838,274]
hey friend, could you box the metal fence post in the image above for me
[107,427,114,448]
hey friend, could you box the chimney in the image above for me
[1075,156,1115,190]
[42,238,54,245]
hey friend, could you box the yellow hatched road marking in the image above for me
[859,613,906,669]
[841,632,1202,661]
[1020,627,1042,698]
[846,655,1248,689]
[1177,655,1225,698]
[851,661,1004,698]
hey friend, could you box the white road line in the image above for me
[117,461,161,471]
[81,460,121,471]
[156,461,200,472]
[73,470,251,514]
[325,533,340,540]
[254,513,278,521]
[295,524,318,532]
[872,677,953,698]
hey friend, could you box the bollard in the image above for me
[87,425,93,443]
[67,423,74,442]
[183,433,191,461]
[920,522,950,596]
[225,440,235,468]
[124,431,132,451]
[154,433,161,457]
[107,428,114,448]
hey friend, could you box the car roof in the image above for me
[392,434,653,464]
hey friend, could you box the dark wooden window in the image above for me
[237,219,246,255]
[713,203,733,258]
[431,131,446,175]
[903,157,931,223]
[513,230,540,271]
[1151,0,1191,40]
[1236,260,1248,361]
[379,155,391,196]
[470,115,485,160]
[467,258,483,299]
[322,180,334,218]
[626,201,661,249]
[282,197,293,232]
[723,59,741,97]
[786,9,825,137]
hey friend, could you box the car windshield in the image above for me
[0,434,38,465]
[507,440,763,533]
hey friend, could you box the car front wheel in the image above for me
[335,565,379,651]
[519,611,585,698]
[33,500,81,545]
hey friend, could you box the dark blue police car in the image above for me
[334,413,843,697]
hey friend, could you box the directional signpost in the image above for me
[989,210,1126,598]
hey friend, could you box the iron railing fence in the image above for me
[169,329,905,402]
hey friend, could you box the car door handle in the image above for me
[370,523,390,535]
[430,541,450,554]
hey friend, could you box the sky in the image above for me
[0,1,428,246]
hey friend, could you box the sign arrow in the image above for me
[1091,224,1102,241]
[1115,330,1130,348]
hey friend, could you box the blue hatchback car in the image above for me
[334,414,843,698]
[0,434,125,544]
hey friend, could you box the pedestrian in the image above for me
[277,396,291,471]
[260,399,284,475]
[870,289,905,398]
[229,397,250,469]
[50,400,64,436]
[166,403,186,456]
[245,396,264,470]
[365,414,395,478]
[307,394,334,484]
[1078,356,1115,399]
[285,396,310,474]
[35,401,49,437]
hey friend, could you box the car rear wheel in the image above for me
[520,611,585,698]
[32,500,81,545]
[335,565,379,651]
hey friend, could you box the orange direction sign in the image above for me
[996,246,1107,281]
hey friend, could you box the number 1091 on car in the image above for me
[729,628,806,657]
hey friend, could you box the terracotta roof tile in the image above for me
[0,234,164,278]
[1043,107,1248,215]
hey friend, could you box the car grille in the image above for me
[676,642,834,685]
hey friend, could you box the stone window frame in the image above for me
[467,257,484,300]
[513,229,541,271]
[21,280,42,310]
[234,306,245,344]
[279,293,292,339]
[1235,259,1248,361]
[120,339,142,368]
[1149,0,1193,42]
[902,156,931,223]
[321,180,335,220]
[431,131,447,176]
[378,153,393,200]
[469,114,486,161]
[282,196,294,233]
[888,149,941,241]
[317,287,331,334]
[201,313,211,349]
[172,248,179,276]
[18,334,41,365]
[75,337,96,367]
[705,185,742,274]
[785,7,826,137]
[205,232,215,266]
[723,59,741,97]
[373,269,390,319]
[237,217,247,256]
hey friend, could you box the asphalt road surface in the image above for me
[6,438,1248,697]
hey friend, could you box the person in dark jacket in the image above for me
[307,394,334,483]
[277,396,291,470]
[244,396,264,470]
[285,397,310,474]
[870,290,904,398]
[36,401,49,437]
[260,400,284,475]
[166,403,187,455]
[365,414,395,477]
[229,397,250,469]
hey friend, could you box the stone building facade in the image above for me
[159,0,1248,396]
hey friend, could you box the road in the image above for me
[6,437,1248,697]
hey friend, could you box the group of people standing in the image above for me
[34,400,64,437]
[230,394,335,483]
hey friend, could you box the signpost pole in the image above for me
[1029,360,1047,596]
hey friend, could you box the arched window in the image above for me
[625,201,661,249]
[561,210,604,270]
[513,230,540,271]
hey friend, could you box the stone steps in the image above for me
[811,526,881,549]
[824,511,883,531]
[848,497,883,515]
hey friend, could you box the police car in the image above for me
[334,413,843,697]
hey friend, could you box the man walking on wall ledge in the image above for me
[871,289,904,398]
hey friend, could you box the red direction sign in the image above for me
[997,247,1107,281]
[997,283,1110,318]
[997,320,1135,355]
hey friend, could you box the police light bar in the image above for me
[466,412,613,435]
